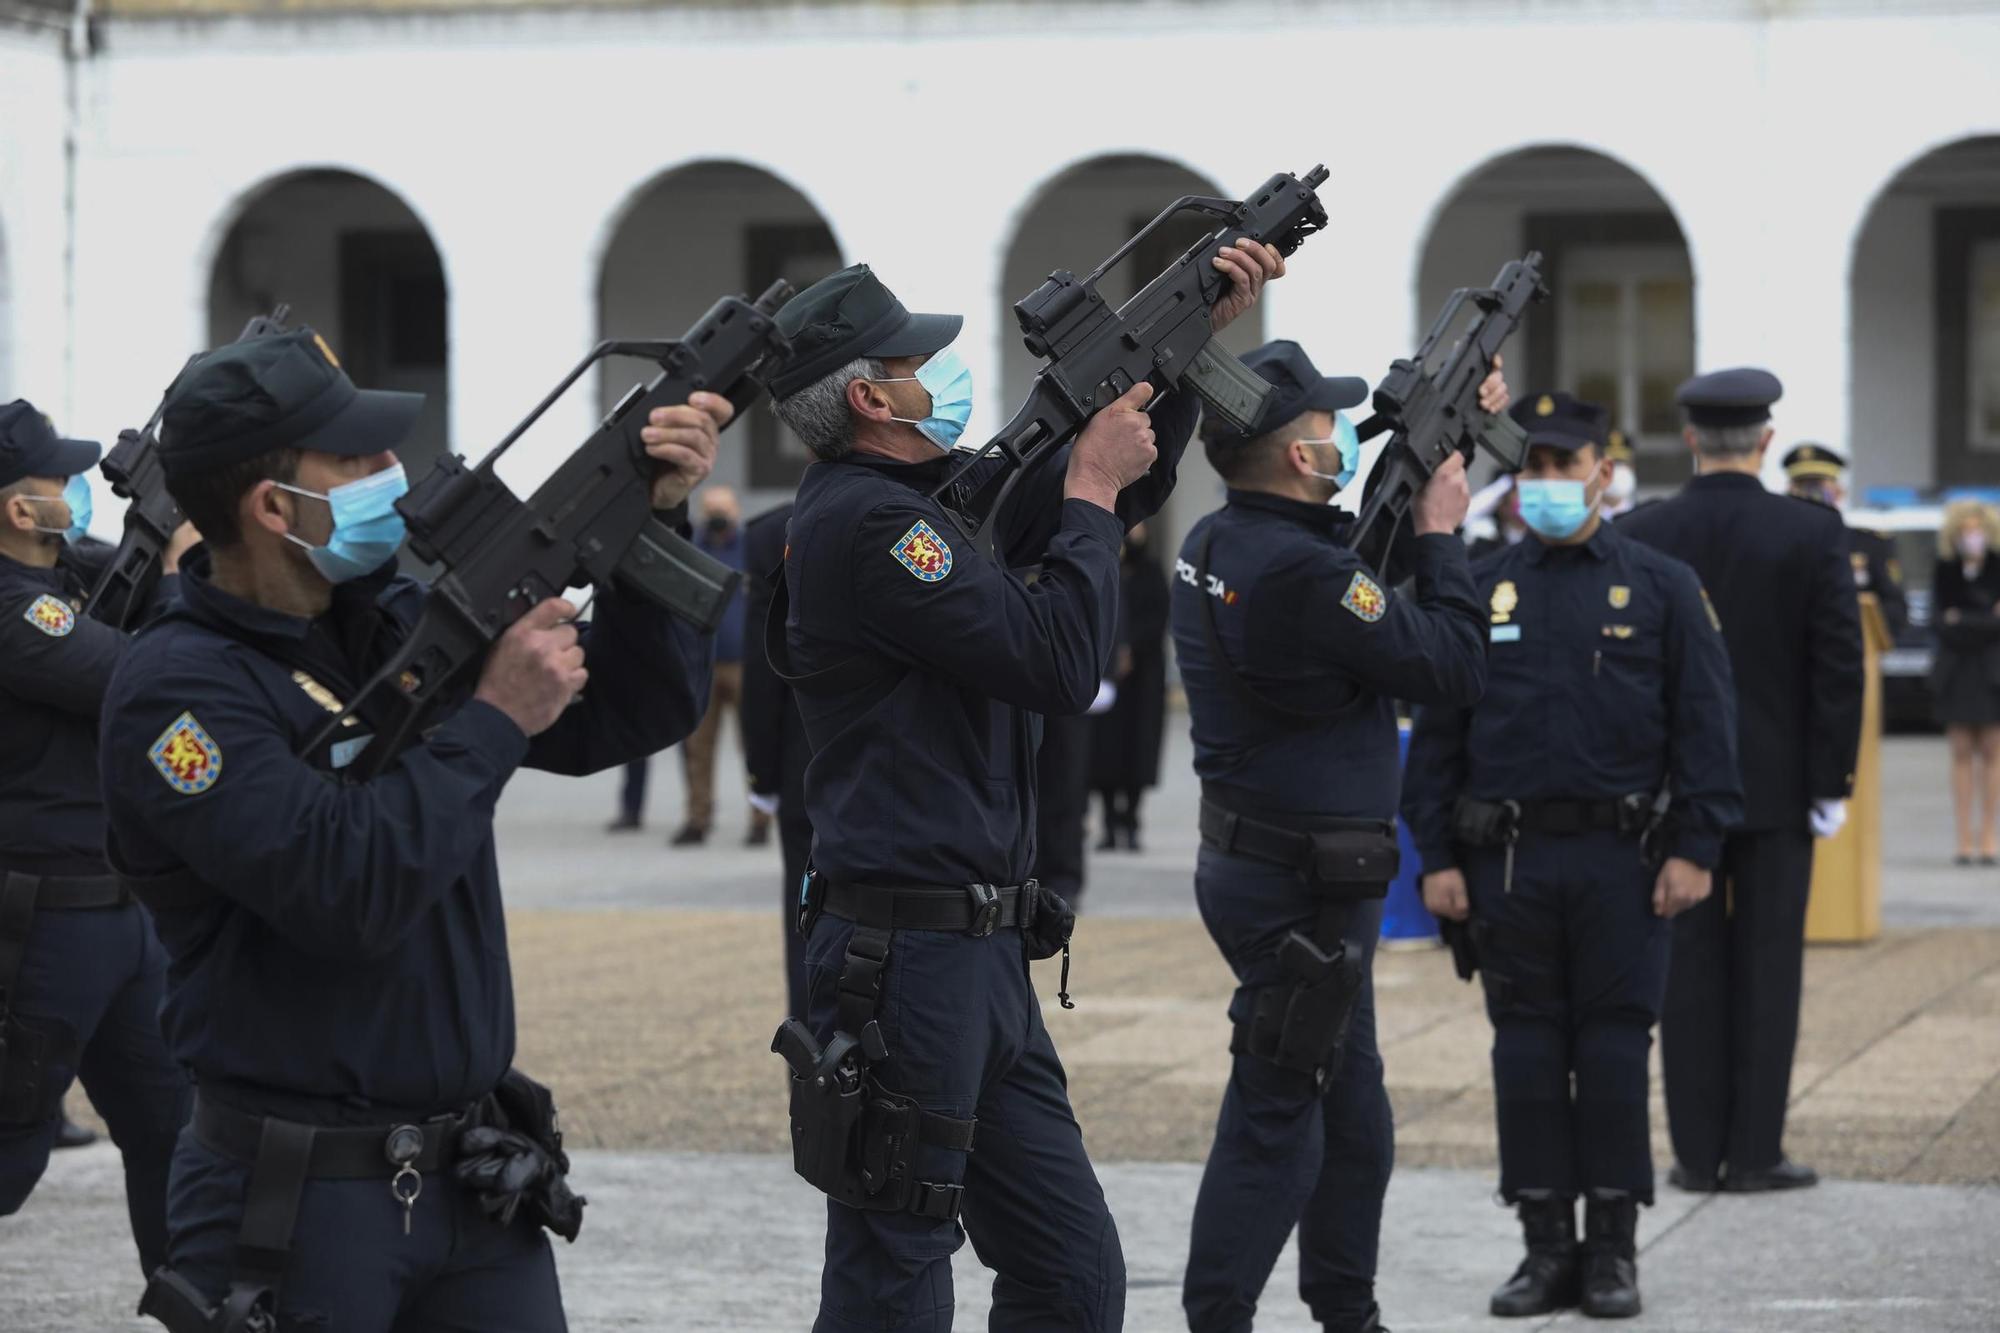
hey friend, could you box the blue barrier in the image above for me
[1381,720,1440,944]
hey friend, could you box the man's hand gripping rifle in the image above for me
[300,282,794,781]
[1344,253,1547,574]
[932,166,1331,557]
[85,306,295,629]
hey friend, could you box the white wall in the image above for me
[30,1,2000,518]
[0,29,69,416]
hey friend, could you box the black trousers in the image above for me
[1660,826,1814,1177]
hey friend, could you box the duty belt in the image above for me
[1512,797,1647,837]
[0,869,130,912]
[192,1093,473,1179]
[820,880,1031,938]
[1197,798,1398,884]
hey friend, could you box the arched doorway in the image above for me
[1850,135,2000,491]
[1000,155,1269,557]
[207,169,450,478]
[1418,146,1694,487]
[596,161,841,503]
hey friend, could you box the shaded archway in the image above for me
[1000,155,1268,558]
[207,169,450,477]
[1418,146,1694,486]
[1849,135,2000,491]
[596,161,841,501]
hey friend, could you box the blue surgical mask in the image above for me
[276,463,409,583]
[1516,476,1600,540]
[22,473,92,545]
[876,346,975,452]
[1300,412,1362,500]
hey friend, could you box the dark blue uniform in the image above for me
[1173,492,1486,1333]
[98,553,712,1327]
[0,546,189,1276]
[783,387,1198,1333]
[1402,524,1741,1205]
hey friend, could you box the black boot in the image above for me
[1320,1302,1387,1333]
[1489,1193,1578,1317]
[1579,1191,1641,1319]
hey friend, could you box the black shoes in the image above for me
[669,824,709,847]
[1579,1192,1642,1319]
[1321,1303,1387,1333]
[745,823,771,848]
[1490,1194,1579,1317]
[1667,1162,1720,1193]
[1723,1158,1819,1193]
[604,814,642,834]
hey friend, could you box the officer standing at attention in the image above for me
[1174,341,1506,1333]
[1618,370,1864,1194]
[0,401,192,1277]
[1781,442,1908,635]
[769,246,1280,1332]
[97,330,730,1329]
[1403,392,1742,1320]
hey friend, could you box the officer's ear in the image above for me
[846,376,898,427]
[242,478,298,542]
[1754,426,1775,463]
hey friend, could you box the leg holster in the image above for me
[138,1118,315,1333]
[771,921,977,1222]
[0,871,80,1129]
[1231,899,1371,1085]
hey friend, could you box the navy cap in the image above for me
[770,263,961,401]
[1676,367,1782,428]
[0,400,101,488]
[1208,340,1368,444]
[158,328,424,479]
[1507,391,1609,453]
[1782,442,1846,481]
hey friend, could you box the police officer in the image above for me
[1403,392,1742,1320]
[741,497,813,1018]
[0,400,191,1276]
[1173,341,1504,1333]
[1619,370,1865,1194]
[1782,442,1908,635]
[767,246,1279,1332]
[96,330,729,1328]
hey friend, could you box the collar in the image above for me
[177,548,400,645]
[0,549,62,590]
[1224,488,1350,535]
[1685,470,1767,493]
[1524,521,1613,565]
[843,447,958,489]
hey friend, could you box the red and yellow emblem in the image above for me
[22,593,75,637]
[890,519,953,583]
[1341,571,1387,623]
[148,711,223,795]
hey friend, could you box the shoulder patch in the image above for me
[22,593,76,638]
[889,519,953,583]
[148,711,223,795]
[1341,570,1387,623]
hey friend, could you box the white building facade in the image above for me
[4,0,2000,551]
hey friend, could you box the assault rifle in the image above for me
[933,165,1331,557]
[299,281,794,781]
[85,305,295,628]
[1344,253,1547,574]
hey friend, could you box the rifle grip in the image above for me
[614,518,743,633]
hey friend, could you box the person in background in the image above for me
[742,498,813,1017]
[1782,443,1908,636]
[1931,499,2000,865]
[1600,429,1638,520]
[1091,521,1170,852]
[1468,479,1530,560]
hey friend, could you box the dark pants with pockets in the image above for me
[1464,830,1669,1204]
[1659,826,1813,1179]
[162,1124,567,1331]
[1184,845,1392,1333]
[0,901,189,1277]
[803,913,1124,1333]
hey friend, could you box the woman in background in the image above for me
[1092,523,1170,851]
[1932,500,2000,865]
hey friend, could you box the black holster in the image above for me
[1439,916,1481,982]
[0,871,82,1129]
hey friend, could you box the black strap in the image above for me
[1513,798,1631,837]
[0,872,36,1025]
[763,561,907,697]
[821,880,1029,936]
[0,870,128,911]
[836,925,893,1041]
[223,1116,315,1326]
[1194,524,1364,725]
[1197,798,1393,877]
[193,1094,466,1180]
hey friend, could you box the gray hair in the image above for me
[773,355,889,462]
[1685,418,1770,458]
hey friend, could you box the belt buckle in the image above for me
[963,883,1000,938]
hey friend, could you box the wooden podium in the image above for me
[1805,594,1891,944]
